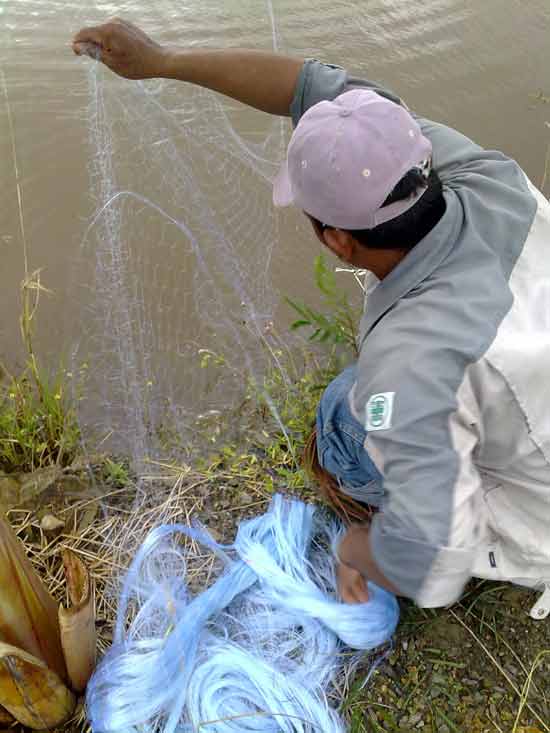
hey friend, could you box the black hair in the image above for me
[312,168,445,250]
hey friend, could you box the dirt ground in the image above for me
[352,583,549,732]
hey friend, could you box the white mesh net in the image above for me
[67,12,311,466]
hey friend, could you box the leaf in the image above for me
[289,319,311,330]
[0,704,15,725]
[284,297,313,321]
[0,515,67,681]
[0,642,75,729]
[40,514,65,533]
[314,255,337,296]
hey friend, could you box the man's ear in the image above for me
[322,228,356,264]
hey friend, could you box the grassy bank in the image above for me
[5,452,549,732]
[1,263,549,732]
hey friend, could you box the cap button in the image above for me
[339,107,352,117]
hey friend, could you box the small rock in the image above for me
[19,466,62,505]
[78,502,99,533]
[40,514,65,532]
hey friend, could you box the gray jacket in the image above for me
[291,60,550,606]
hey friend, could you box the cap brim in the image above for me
[272,159,294,208]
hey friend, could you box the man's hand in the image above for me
[72,20,302,116]
[336,560,370,604]
[72,18,167,79]
[338,524,400,596]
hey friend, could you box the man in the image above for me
[73,18,550,615]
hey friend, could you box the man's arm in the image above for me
[72,17,303,116]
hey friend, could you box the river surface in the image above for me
[1,0,549,452]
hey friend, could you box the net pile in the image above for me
[87,494,399,733]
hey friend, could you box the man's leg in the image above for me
[310,365,384,519]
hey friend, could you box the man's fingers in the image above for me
[342,586,368,604]
[72,41,101,60]
[73,25,105,47]
[336,561,370,605]
[353,575,370,603]
[340,586,358,604]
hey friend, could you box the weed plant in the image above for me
[0,272,80,473]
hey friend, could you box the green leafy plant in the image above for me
[102,459,130,488]
[0,273,81,474]
[286,255,361,355]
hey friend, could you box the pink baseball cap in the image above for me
[273,89,433,229]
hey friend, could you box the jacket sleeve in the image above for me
[290,59,404,127]
[353,353,487,607]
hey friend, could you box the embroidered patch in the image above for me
[365,392,395,432]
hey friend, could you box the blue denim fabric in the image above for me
[316,365,385,507]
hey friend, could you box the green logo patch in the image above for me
[365,392,395,431]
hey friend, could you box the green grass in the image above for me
[190,255,360,498]
[0,366,80,473]
[102,458,130,488]
[0,272,81,474]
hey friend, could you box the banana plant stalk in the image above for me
[0,514,67,681]
[59,549,97,692]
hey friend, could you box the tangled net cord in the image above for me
[87,495,399,733]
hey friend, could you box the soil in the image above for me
[356,583,550,732]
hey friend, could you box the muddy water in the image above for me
[1,0,549,437]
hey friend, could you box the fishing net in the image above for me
[2,0,350,470]
[77,71,270,459]
[75,45,294,465]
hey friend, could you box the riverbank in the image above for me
[2,423,549,732]
[1,265,549,731]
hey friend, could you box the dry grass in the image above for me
[4,452,373,733]
[6,461,251,732]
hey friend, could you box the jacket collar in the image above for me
[358,188,463,347]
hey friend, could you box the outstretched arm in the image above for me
[72,17,303,116]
